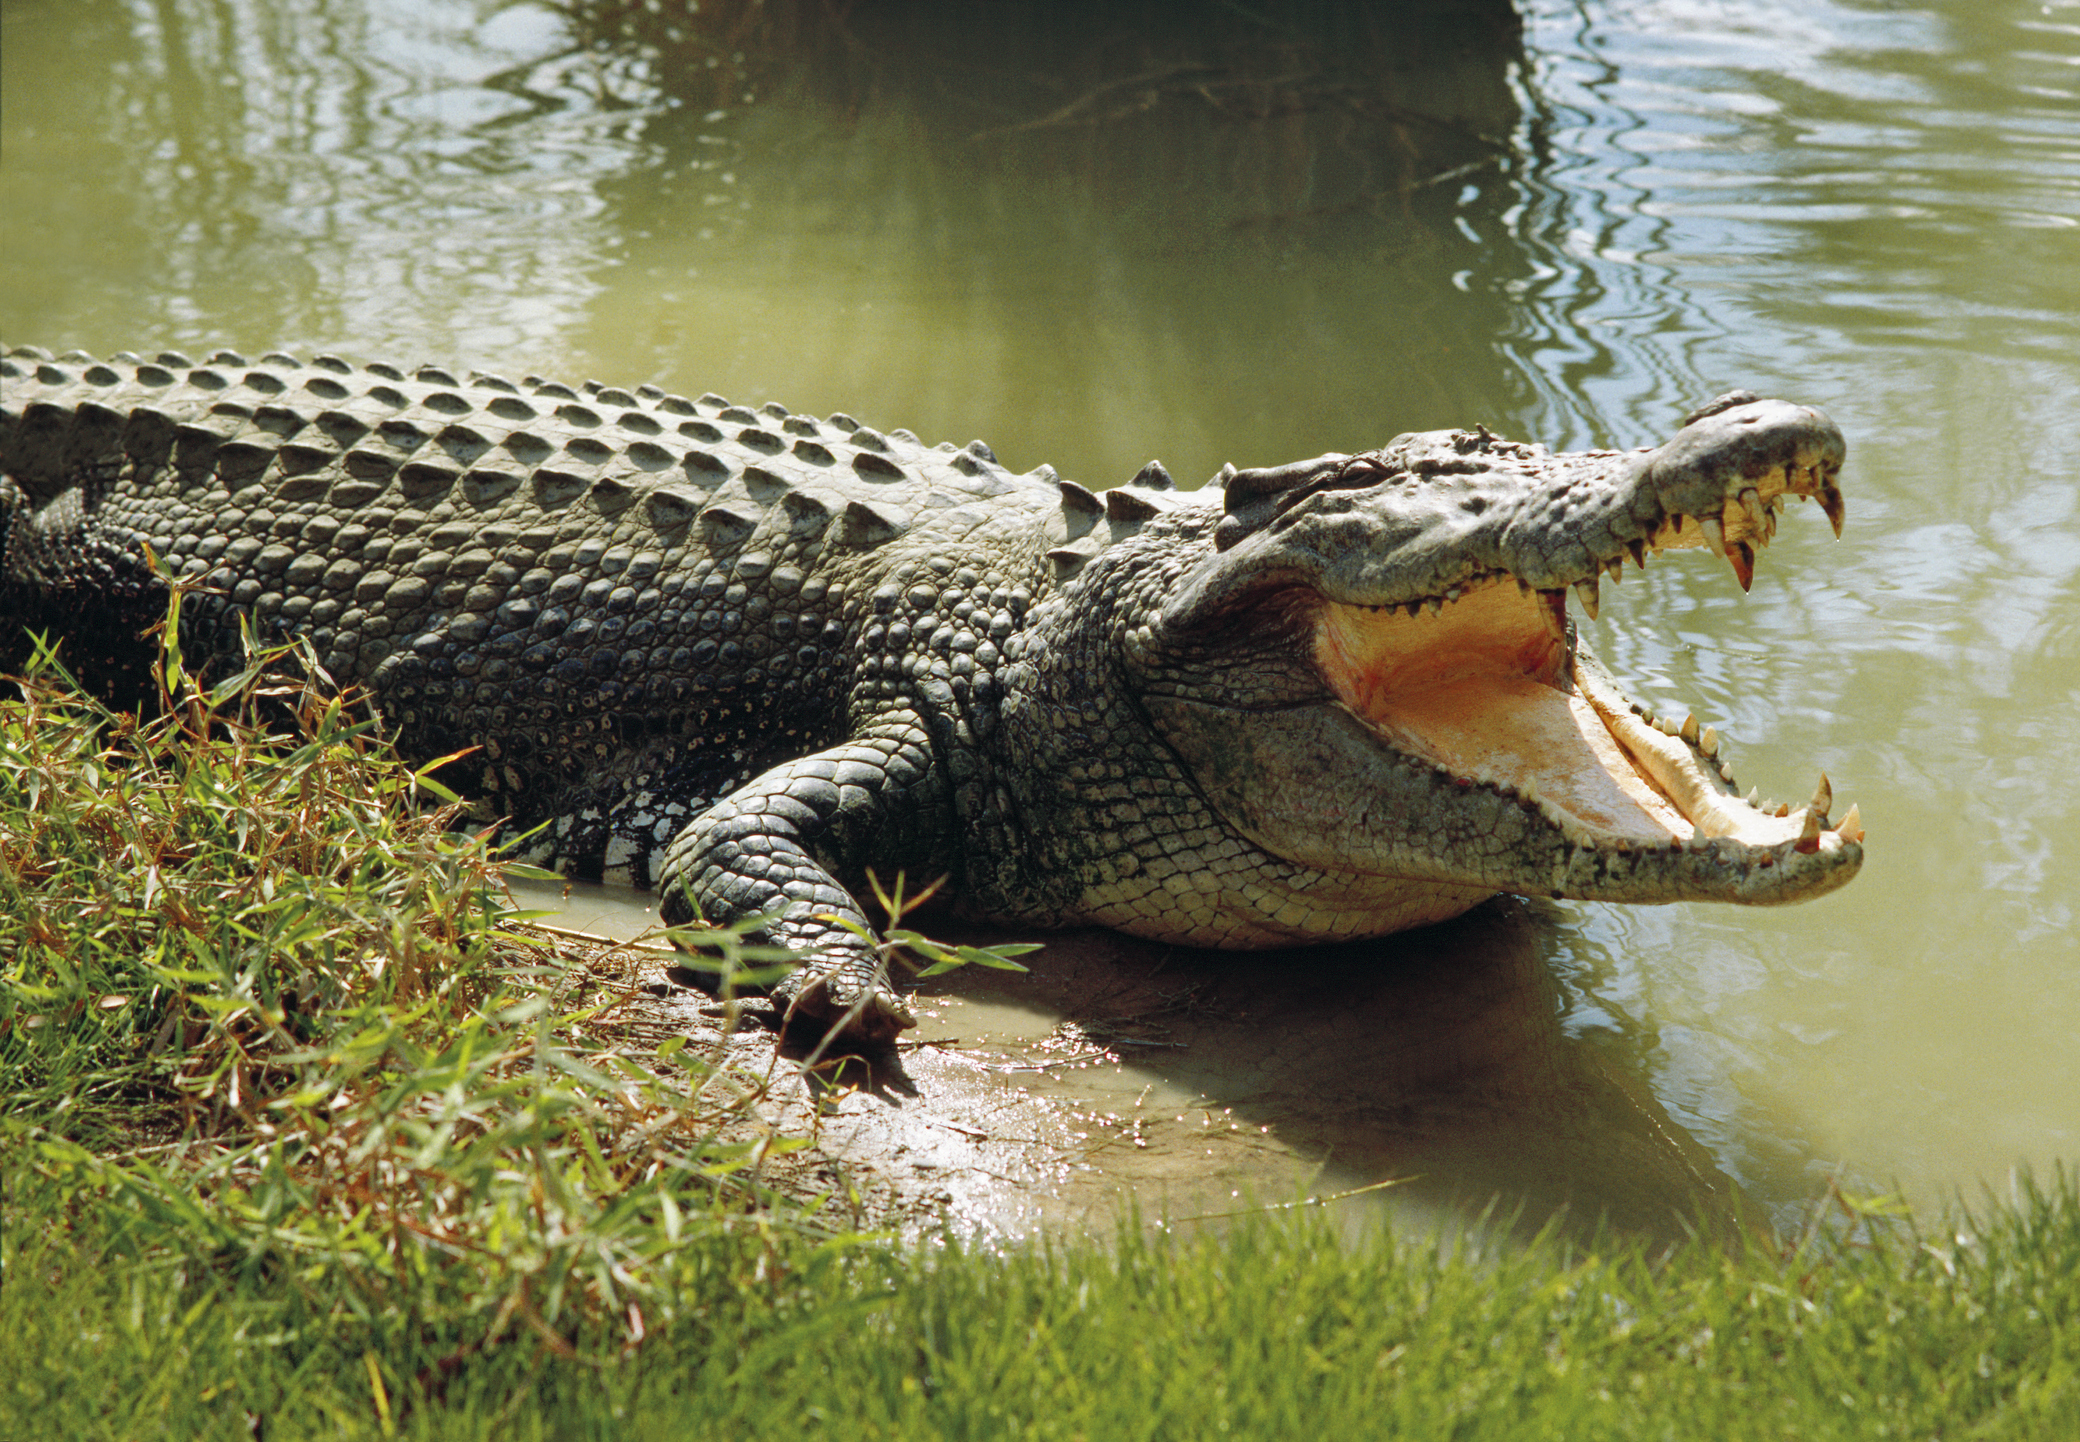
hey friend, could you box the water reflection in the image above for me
[5,0,1550,484]
[5,0,616,355]
[563,0,1546,484]
[1508,0,2080,1220]
[1506,1,2080,430]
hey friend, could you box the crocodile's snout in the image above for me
[1134,392,1864,938]
[1649,394,1849,576]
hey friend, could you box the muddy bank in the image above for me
[522,881,1765,1246]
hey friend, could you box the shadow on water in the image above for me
[882,899,1767,1246]
[522,877,1763,1246]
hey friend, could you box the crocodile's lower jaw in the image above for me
[1313,584,1865,860]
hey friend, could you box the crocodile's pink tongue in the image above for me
[1312,585,1692,846]
[1359,673,1691,844]
[1311,585,1861,854]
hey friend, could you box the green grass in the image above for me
[3,605,2077,1439]
[0,609,847,1415]
[8,1173,2078,1439]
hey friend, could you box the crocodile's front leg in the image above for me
[658,720,948,1041]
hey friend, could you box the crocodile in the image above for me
[1,345,1865,1041]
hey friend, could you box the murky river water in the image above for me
[5,0,2076,1234]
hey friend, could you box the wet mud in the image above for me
[519,880,1765,1246]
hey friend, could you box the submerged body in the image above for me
[1,345,1863,1037]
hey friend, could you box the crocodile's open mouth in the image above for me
[1312,582,1865,859]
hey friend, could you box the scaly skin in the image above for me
[1,346,1864,1041]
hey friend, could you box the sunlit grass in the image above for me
[0,610,847,1390]
[8,1169,2076,1440]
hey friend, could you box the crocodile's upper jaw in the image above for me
[1313,584,1863,862]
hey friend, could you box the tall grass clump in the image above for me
[0,604,871,1428]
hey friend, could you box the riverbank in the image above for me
[4,631,2074,1438]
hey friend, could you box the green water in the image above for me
[4,0,2076,1228]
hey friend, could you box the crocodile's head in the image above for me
[1127,393,1863,933]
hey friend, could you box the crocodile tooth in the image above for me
[1836,803,1864,843]
[1718,761,1734,782]
[1746,786,1759,806]
[1680,713,1700,744]
[1627,538,1647,569]
[1538,590,1568,642]
[1765,506,1779,540]
[1819,484,1846,538]
[1740,488,1766,531]
[1810,772,1832,819]
[1773,802,1791,819]
[1798,806,1825,843]
[1424,596,1442,616]
[1699,725,1719,757]
[1574,577,1600,621]
[1605,556,1623,584]
[1728,540,1756,592]
[1700,515,1728,558]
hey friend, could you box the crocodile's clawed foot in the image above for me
[661,949,915,1042]
[775,959,917,1044]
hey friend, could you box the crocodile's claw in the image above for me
[774,954,916,1043]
